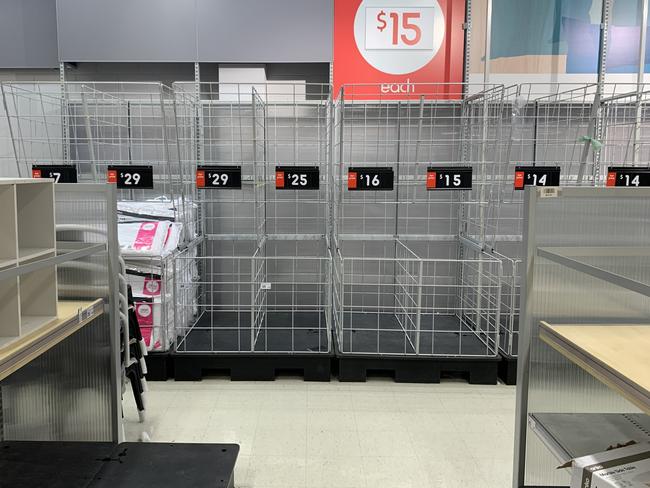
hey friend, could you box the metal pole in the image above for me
[483,0,492,84]
[462,0,472,95]
[194,62,201,165]
[59,63,70,164]
[80,91,98,181]
[634,0,649,162]
[1,84,23,177]
[593,0,612,183]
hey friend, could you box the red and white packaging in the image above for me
[118,221,172,257]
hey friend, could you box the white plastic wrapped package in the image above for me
[118,197,198,240]
[118,221,172,257]
[162,223,183,256]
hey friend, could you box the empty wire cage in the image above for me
[485,83,649,358]
[172,83,333,354]
[2,81,196,231]
[598,87,650,179]
[332,84,504,358]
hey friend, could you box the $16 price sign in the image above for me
[365,7,435,50]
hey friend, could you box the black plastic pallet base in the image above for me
[498,354,518,385]
[336,355,499,384]
[144,351,173,381]
[172,353,332,381]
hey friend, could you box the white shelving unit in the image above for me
[0,179,57,340]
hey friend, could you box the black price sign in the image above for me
[348,167,394,191]
[275,166,319,190]
[606,167,650,187]
[31,165,78,183]
[196,166,242,189]
[426,166,472,190]
[107,165,154,189]
[514,165,560,190]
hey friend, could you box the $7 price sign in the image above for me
[366,7,435,50]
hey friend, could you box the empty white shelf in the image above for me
[0,299,103,381]
[18,247,56,262]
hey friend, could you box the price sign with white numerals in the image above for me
[348,167,394,191]
[366,8,435,50]
[275,166,320,190]
[107,165,154,189]
[426,166,472,190]
[606,167,650,187]
[334,0,464,100]
[32,165,78,183]
[196,166,242,189]
[514,166,561,190]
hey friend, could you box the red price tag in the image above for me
[606,171,616,187]
[31,169,42,179]
[347,171,358,190]
[196,170,206,188]
[514,171,525,190]
[275,170,285,189]
[107,169,117,184]
[426,171,437,189]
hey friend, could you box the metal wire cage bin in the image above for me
[485,83,637,372]
[1,81,197,235]
[331,84,504,382]
[598,87,650,182]
[175,238,331,355]
[170,83,333,379]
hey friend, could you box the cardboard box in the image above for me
[570,442,650,487]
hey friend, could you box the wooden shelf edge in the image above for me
[539,321,650,416]
[0,299,104,381]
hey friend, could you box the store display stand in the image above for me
[498,355,518,385]
[514,187,650,488]
[173,352,331,382]
[0,442,239,488]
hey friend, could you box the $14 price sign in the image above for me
[365,7,435,50]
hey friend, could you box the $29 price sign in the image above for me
[275,166,320,190]
[514,166,561,190]
[107,165,154,189]
[426,166,472,190]
[348,167,394,191]
[32,164,78,183]
[366,7,435,50]
[196,166,242,189]
[606,167,650,187]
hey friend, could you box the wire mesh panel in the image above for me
[175,239,331,353]
[172,83,333,355]
[263,84,332,238]
[599,88,650,177]
[334,239,501,357]
[485,83,644,357]
[332,83,503,358]
[333,83,505,243]
[2,82,195,229]
[173,82,266,240]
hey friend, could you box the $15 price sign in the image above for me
[365,7,435,50]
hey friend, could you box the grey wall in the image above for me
[196,0,332,63]
[0,0,58,68]
[55,0,333,63]
[55,0,196,62]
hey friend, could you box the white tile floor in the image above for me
[123,378,516,488]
